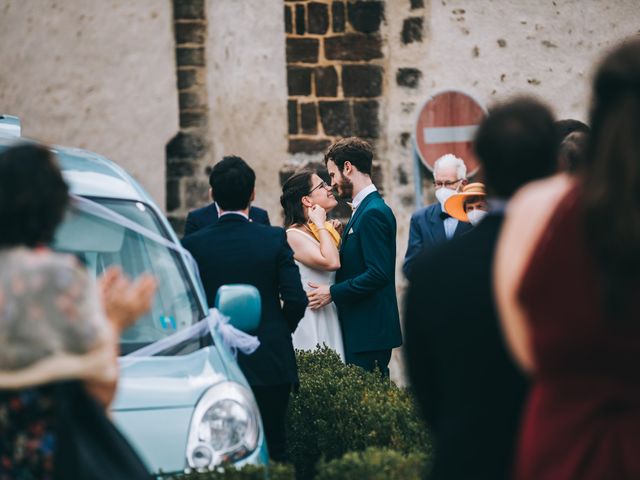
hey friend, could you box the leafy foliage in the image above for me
[286,346,431,479]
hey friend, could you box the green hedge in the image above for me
[286,346,431,479]
[315,447,427,480]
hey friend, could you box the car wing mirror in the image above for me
[214,284,261,334]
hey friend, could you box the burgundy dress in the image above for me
[516,187,640,479]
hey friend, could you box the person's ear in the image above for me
[301,195,313,208]
[343,161,352,176]
[461,178,469,186]
[208,187,213,202]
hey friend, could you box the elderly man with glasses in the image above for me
[402,154,472,278]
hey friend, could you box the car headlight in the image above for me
[186,382,261,469]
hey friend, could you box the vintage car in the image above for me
[0,116,269,473]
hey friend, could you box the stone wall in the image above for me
[283,0,387,213]
[166,0,213,233]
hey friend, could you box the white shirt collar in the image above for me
[352,184,377,211]
[216,202,249,220]
[219,210,249,220]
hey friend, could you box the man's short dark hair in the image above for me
[474,97,558,198]
[0,143,69,248]
[555,118,590,142]
[324,137,373,175]
[209,156,255,211]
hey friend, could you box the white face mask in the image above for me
[467,209,488,226]
[435,187,457,208]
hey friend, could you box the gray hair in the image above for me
[433,154,467,180]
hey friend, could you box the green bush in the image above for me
[159,463,294,480]
[286,347,431,479]
[315,447,427,480]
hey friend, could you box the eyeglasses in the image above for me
[434,179,463,189]
[308,180,329,195]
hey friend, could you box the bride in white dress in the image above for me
[281,170,345,361]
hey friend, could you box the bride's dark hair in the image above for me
[281,169,314,228]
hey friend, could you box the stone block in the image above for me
[319,100,352,136]
[185,178,210,208]
[177,68,198,89]
[410,0,424,9]
[287,66,312,95]
[166,178,181,212]
[314,66,338,97]
[175,21,206,44]
[300,102,318,134]
[167,216,186,236]
[173,0,205,20]
[286,38,319,63]
[295,4,306,35]
[347,1,384,33]
[285,5,292,34]
[401,17,423,44]
[353,100,379,138]
[176,47,205,66]
[166,131,208,159]
[179,91,205,110]
[288,99,298,134]
[332,1,345,32]
[325,33,382,61]
[167,159,196,177]
[342,65,383,97]
[288,138,332,154]
[396,68,422,88]
[308,2,329,34]
[180,110,208,128]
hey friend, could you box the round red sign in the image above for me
[414,90,486,176]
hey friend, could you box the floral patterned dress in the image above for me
[0,247,108,479]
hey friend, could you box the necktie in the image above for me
[439,211,451,220]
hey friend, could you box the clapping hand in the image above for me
[99,266,157,334]
[307,282,332,310]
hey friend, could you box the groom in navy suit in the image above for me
[182,156,307,461]
[307,138,402,375]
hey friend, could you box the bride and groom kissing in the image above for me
[282,137,402,375]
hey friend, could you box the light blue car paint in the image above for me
[0,129,269,474]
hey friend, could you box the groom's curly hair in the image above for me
[324,137,373,175]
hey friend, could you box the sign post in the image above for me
[413,90,486,207]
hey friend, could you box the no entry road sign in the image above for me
[414,90,486,176]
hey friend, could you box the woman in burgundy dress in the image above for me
[495,38,640,480]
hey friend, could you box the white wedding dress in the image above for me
[287,229,345,361]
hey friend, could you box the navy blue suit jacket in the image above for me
[181,215,307,386]
[184,203,270,237]
[330,191,402,354]
[402,203,473,278]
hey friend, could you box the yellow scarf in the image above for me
[307,221,341,248]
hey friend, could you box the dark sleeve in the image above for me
[402,213,423,278]
[330,209,394,305]
[184,211,198,237]
[404,256,439,428]
[276,229,308,332]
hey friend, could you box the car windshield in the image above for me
[52,197,209,356]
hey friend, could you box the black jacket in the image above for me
[404,213,528,480]
[184,203,270,237]
[182,214,307,386]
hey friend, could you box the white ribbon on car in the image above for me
[69,195,260,359]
